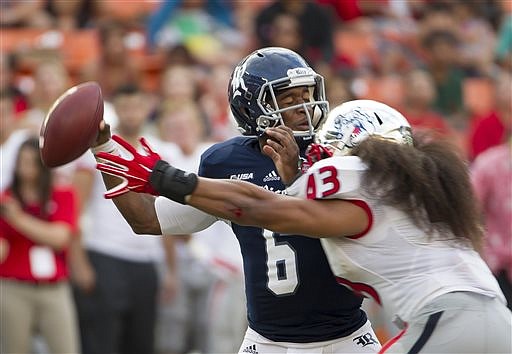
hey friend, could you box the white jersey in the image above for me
[287,155,505,324]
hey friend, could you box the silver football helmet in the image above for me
[316,100,413,156]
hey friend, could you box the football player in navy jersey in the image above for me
[92,48,380,353]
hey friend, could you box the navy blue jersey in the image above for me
[199,136,366,343]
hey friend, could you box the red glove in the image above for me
[303,143,333,171]
[96,135,161,198]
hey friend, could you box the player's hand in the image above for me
[96,134,162,198]
[91,120,112,148]
[262,126,301,186]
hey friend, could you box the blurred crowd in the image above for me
[1,1,511,353]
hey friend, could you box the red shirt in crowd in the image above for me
[467,111,507,161]
[403,110,453,137]
[0,187,77,283]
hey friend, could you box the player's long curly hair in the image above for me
[352,133,483,250]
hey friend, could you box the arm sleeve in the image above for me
[155,196,218,235]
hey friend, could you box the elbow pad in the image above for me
[149,160,198,204]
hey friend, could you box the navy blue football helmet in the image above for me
[228,47,329,139]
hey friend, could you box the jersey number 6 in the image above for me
[263,229,299,296]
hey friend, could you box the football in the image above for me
[39,81,103,167]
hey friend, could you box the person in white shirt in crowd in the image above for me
[69,84,177,354]
[154,99,246,354]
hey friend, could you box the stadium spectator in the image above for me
[317,0,390,22]
[160,64,199,103]
[0,137,80,354]
[147,0,243,66]
[264,12,303,56]
[325,73,354,107]
[421,30,465,122]
[197,63,239,141]
[255,0,334,66]
[0,53,28,116]
[154,98,245,353]
[400,69,455,138]
[451,1,496,76]
[81,21,140,100]
[467,71,511,160]
[44,0,95,31]
[0,0,51,28]
[471,139,512,310]
[19,59,71,134]
[69,85,173,354]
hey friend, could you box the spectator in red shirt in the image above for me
[317,0,388,22]
[467,71,511,160]
[0,137,80,354]
[401,69,454,136]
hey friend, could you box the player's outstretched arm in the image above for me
[187,178,369,238]
[95,134,369,238]
[92,121,161,235]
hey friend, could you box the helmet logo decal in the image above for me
[337,109,376,147]
[231,61,248,99]
[287,67,314,78]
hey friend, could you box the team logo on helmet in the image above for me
[333,109,377,148]
[230,61,248,99]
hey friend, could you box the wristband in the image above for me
[91,139,119,156]
[149,160,198,204]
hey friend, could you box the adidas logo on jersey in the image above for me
[230,172,254,180]
[242,344,258,354]
[262,185,286,194]
[263,170,280,182]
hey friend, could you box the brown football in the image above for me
[39,81,103,167]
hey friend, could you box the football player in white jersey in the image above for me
[96,99,512,353]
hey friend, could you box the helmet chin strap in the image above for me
[312,105,323,126]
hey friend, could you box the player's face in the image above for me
[275,86,314,131]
